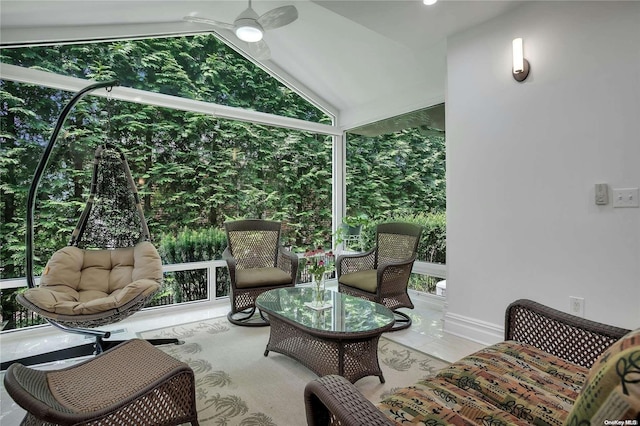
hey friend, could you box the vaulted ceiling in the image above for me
[0,0,521,129]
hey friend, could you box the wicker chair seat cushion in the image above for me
[236,267,292,289]
[338,269,377,293]
[565,328,640,425]
[23,242,161,315]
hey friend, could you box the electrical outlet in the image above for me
[569,296,585,317]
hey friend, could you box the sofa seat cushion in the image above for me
[377,376,528,425]
[235,267,292,289]
[436,341,588,426]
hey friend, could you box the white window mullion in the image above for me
[332,132,347,250]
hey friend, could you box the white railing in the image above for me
[161,259,227,300]
[0,260,228,294]
[0,260,445,291]
[0,258,446,330]
[413,260,446,279]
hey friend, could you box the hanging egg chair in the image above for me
[3,81,180,369]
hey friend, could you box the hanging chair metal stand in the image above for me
[1,80,180,371]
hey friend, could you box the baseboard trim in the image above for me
[443,311,504,346]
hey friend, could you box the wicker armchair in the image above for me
[337,222,423,331]
[223,219,298,326]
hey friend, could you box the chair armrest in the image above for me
[374,256,416,301]
[304,375,393,426]
[505,299,631,368]
[277,246,299,283]
[337,249,376,276]
[376,255,416,276]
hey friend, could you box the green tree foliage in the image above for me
[158,227,229,301]
[0,35,333,280]
[358,212,446,294]
[346,129,445,219]
[359,212,446,264]
[0,34,445,287]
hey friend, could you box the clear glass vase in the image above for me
[312,274,325,307]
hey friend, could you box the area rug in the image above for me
[139,317,449,426]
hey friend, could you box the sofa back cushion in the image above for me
[563,328,640,425]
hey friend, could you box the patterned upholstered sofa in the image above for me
[304,299,639,426]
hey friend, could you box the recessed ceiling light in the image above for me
[423,0,438,5]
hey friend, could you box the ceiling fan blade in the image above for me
[246,39,271,60]
[183,16,235,31]
[257,5,298,30]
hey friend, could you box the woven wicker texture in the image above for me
[259,288,394,384]
[228,230,279,270]
[267,317,386,383]
[4,339,198,426]
[305,299,632,426]
[304,375,393,426]
[338,222,422,314]
[73,145,149,249]
[223,220,298,321]
[505,299,630,368]
[338,250,375,276]
[8,365,72,414]
[376,233,418,264]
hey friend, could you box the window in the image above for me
[344,105,446,293]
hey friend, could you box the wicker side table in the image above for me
[4,339,198,426]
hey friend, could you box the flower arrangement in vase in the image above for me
[304,247,335,307]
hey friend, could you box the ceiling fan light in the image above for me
[235,19,263,42]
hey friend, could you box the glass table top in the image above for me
[256,287,395,333]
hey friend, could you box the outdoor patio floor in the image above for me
[0,286,485,424]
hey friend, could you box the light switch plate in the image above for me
[612,188,639,208]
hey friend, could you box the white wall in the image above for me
[445,1,640,344]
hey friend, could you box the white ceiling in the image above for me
[0,0,521,129]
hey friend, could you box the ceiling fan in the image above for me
[184,0,298,60]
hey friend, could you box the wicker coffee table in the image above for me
[255,287,395,383]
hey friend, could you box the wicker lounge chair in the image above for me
[223,219,298,326]
[337,222,423,331]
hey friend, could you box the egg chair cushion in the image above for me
[22,241,162,316]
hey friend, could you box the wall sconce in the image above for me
[512,38,530,82]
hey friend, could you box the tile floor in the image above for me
[0,289,485,424]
